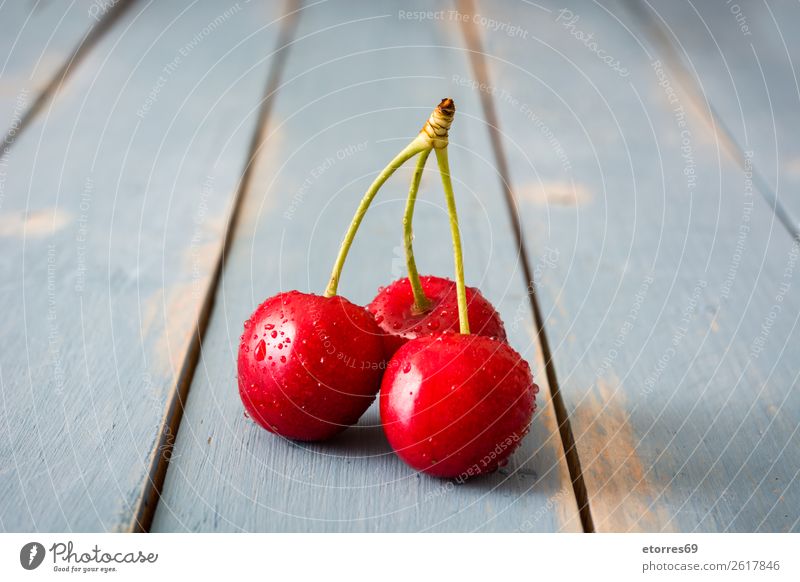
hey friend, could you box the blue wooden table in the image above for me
[1,0,798,533]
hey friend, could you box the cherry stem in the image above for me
[324,135,428,297]
[404,149,432,313]
[435,146,470,335]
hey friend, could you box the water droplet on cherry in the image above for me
[254,339,266,361]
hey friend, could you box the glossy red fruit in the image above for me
[380,334,537,478]
[238,291,385,441]
[367,275,507,356]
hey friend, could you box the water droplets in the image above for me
[402,362,411,374]
[270,330,278,339]
[254,339,266,361]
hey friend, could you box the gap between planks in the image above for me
[132,0,302,533]
[455,0,595,533]
[622,0,800,243]
[0,0,136,154]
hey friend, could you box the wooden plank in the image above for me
[0,0,128,140]
[0,0,288,531]
[633,0,800,231]
[469,0,800,531]
[153,0,582,532]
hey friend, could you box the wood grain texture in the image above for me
[635,0,800,232]
[0,0,121,139]
[153,0,582,532]
[0,0,287,531]
[472,0,800,531]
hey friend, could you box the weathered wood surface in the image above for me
[0,0,117,136]
[473,0,800,531]
[3,0,798,534]
[153,0,582,532]
[637,0,800,231]
[0,0,287,531]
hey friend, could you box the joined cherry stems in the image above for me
[325,98,470,335]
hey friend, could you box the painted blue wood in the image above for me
[153,0,581,532]
[0,0,108,136]
[0,0,286,531]
[474,0,800,531]
[639,0,800,230]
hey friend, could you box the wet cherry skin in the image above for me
[367,275,507,356]
[380,333,537,478]
[238,291,386,441]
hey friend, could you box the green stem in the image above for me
[435,147,470,335]
[404,149,432,312]
[324,135,428,297]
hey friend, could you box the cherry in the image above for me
[375,98,537,479]
[380,334,537,478]
[237,102,455,441]
[368,275,507,356]
[238,291,385,441]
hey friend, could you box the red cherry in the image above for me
[380,334,537,478]
[367,275,507,356]
[238,291,385,441]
